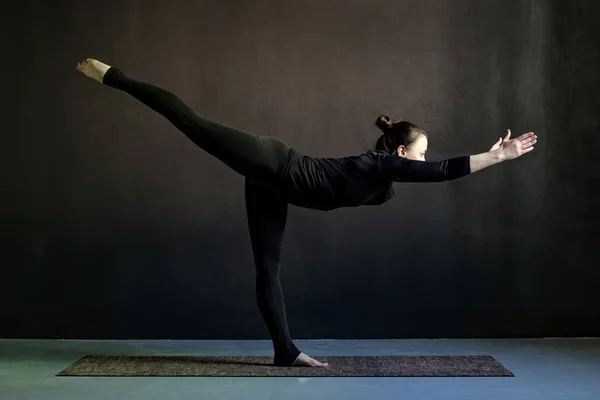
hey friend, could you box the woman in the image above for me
[76,58,537,368]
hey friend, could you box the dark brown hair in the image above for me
[375,115,427,155]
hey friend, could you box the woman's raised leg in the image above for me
[77,58,290,181]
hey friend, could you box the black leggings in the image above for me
[103,67,300,366]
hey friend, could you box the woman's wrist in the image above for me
[489,148,506,162]
[470,150,505,173]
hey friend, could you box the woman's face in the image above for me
[397,133,428,161]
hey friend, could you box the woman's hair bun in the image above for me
[375,115,394,132]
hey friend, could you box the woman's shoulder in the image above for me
[351,150,388,159]
[335,150,391,175]
[366,150,388,157]
[359,150,392,163]
[335,150,384,164]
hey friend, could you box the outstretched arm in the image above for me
[381,129,537,182]
[381,155,471,182]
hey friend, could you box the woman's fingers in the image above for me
[516,132,536,145]
[521,137,537,147]
[517,132,535,140]
[521,134,537,147]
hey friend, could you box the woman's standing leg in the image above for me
[244,178,301,366]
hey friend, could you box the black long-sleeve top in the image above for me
[279,149,471,211]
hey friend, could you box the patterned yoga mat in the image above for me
[57,355,514,377]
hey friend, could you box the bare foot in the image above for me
[76,58,111,83]
[292,352,329,368]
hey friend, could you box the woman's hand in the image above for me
[489,129,537,161]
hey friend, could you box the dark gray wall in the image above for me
[1,0,598,339]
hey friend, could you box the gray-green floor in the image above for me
[1,339,599,399]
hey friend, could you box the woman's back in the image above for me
[280,150,395,211]
[280,149,471,211]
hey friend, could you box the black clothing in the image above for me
[102,67,471,365]
[245,179,299,366]
[280,150,470,210]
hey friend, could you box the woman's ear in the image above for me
[396,145,407,157]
